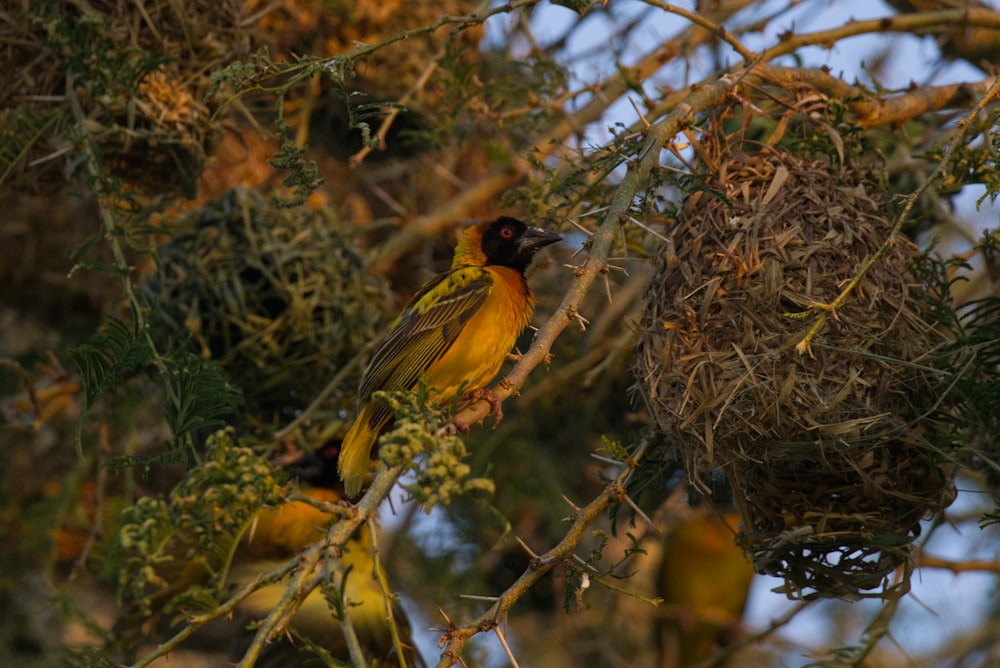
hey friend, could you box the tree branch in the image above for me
[450,71,742,429]
[431,71,748,666]
[369,0,758,271]
[435,438,651,666]
[758,7,1000,64]
[919,554,1000,575]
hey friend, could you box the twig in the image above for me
[758,8,1000,65]
[919,554,1000,574]
[367,515,412,668]
[434,438,649,666]
[349,47,440,167]
[337,564,371,668]
[449,70,744,429]
[129,465,405,668]
[749,64,997,129]
[697,600,814,668]
[130,558,301,668]
[233,465,405,666]
[64,73,182,420]
[235,556,328,668]
[641,0,757,62]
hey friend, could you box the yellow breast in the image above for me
[424,265,534,401]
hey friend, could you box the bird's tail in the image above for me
[338,404,381,498]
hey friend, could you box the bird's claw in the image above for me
[438,391,505,434]
[467,388,504,427]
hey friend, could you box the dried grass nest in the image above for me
[144,187,388,420]
[1,0,250,195]
[634,149,955,600]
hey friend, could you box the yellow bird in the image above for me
[657,511,755,667]
[339,217,561,497]
[228,487,420,667]
[109,484,420,666]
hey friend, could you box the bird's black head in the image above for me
[480,217,562,273]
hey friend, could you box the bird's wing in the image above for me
[359,267,493,400]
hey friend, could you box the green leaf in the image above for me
[163,354,243,444]
[70,317,153,408]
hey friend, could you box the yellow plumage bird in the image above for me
[339,217,561,497]
[228,488,420,667]
[657,511,755,667]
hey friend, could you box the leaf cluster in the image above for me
[928,109,1000,206]
[116,429,284,623]
[374,388,495,511]
[911,235,1000,523]
[70,318,153,410]
[70,317,242,458]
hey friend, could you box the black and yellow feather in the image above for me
[339,217,561,497]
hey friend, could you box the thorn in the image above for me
[627,95,652,131]
[576,205,611,219]
[436,606,454,626]
[514,536,540,559]
[560,494,581,513]
[567,309,590,331]
[493,625,522,668]
[571,553,602,574]
[459,594,501,602]
[589,453,623,466]
[565,217,594,237]
[625,215,670,242]
[247,515,259,545]
[621,492,661,536]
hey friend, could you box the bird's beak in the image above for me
[518,227,562,254]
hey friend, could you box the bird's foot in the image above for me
[467,387,504,426]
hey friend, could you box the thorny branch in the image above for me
[241,4,999,666]
[434,438,651,667]
[430,73,746,666]
[371,4,1000,270]
[450,73,743,428]
[128,465,405,668]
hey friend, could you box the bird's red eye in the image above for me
[500,226,514,239]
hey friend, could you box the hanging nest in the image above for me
[0,0,251,195]
[144,187,388,421]
[634,93,956,600]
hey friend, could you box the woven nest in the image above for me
[0,0,250,195]
[144,187,388,419]
[634,146,955,600]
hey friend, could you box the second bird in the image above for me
[338,217,562,497]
